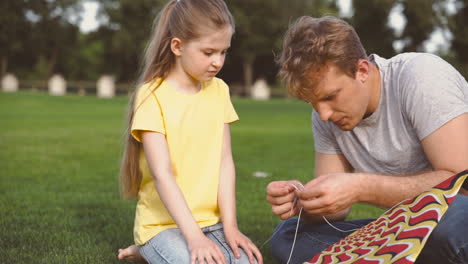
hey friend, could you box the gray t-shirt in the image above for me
[313,53,468,175]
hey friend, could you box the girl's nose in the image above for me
[212,55,223,68]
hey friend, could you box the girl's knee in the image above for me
[236,248,259,264]
[140,229,191,263]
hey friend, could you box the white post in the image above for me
[251,78,271,100]
[97,75,115,98]
[48,74,66,96]
[1,73,19,92]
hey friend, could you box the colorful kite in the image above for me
[306,170,468,264]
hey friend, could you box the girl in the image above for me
[117,0,263,263]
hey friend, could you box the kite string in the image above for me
[261,182,381,263]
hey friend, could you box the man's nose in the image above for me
[316,102,333,121]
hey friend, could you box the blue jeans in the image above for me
[139,223,255,264]
[270,195,468,264]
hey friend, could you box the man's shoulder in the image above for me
[390,52,436,61]
[388,52,448,72]
[381,52,457,92]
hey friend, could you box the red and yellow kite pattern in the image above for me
[306,170,468,264]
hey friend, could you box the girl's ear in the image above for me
[170,37,183,56]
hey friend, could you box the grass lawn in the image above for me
[0,91,383,263]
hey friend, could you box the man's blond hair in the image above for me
[277,16,367,101]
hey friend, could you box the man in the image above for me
[267,16,468,264]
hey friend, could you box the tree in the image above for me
[399,0,446,52]
[227,0,338,95]
[351,0,396,57]
[64,32,105,80]
[30,0,83,78]
[448,0,468,78]
[1,0,85,79]
[98,0,161,82]
[0,0,30,77]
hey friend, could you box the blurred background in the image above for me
[2,0,468,96]
[2,0,468,263]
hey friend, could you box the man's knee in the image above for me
[269,218,340,263]
[417,195,468,263]
[270,217,324,263]
[432,194,468,240]
[270,218,298,261]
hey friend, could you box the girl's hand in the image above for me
[224,227,263,264]
[188,234,226,264]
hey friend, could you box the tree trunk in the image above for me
[242,56,254,97]
[47,50,58,77]
[1,56,7,77]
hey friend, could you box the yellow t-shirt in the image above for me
[131,77,239,245]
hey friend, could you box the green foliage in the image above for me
[99,0,162,81]
[447,0,468,77]
[226,0,338,93]
[400,0,445,52]
[4,0,468,82]
[65,33,105,80]
[0,0,31,76]
[30,55,50,79]
[0,92,383,263]
[351,0,396,57]
[26,0,83,78]
[1,0,83,78]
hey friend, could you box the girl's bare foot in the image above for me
[118,245,146,263]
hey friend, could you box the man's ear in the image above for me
[170,37,183,56]
[355,59,370,83]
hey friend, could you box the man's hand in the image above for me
[266,180,303,219]
[297,173,363,216]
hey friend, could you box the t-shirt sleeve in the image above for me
[220,79,239,124]
[131,84,166,142]
[400,54,468,140]
[312,110,342,154]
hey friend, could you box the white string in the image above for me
[259,183,307,264]
[286,207,302,264]
[320,193,411,234]
[322,215,360,233]
[285,183,304,264]
[261,182,408,263]
[259,183,304,250]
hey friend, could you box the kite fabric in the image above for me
[306,170,468,264]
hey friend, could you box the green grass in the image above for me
[0,91,383,263]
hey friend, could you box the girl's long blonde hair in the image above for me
[120,0,235,199]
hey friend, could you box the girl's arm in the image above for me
[218,124,263,264]
[141,131,226,264]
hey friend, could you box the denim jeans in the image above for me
[270,194,468,264]
[139,223,255,264]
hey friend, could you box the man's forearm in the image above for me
[358,169,455,208]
